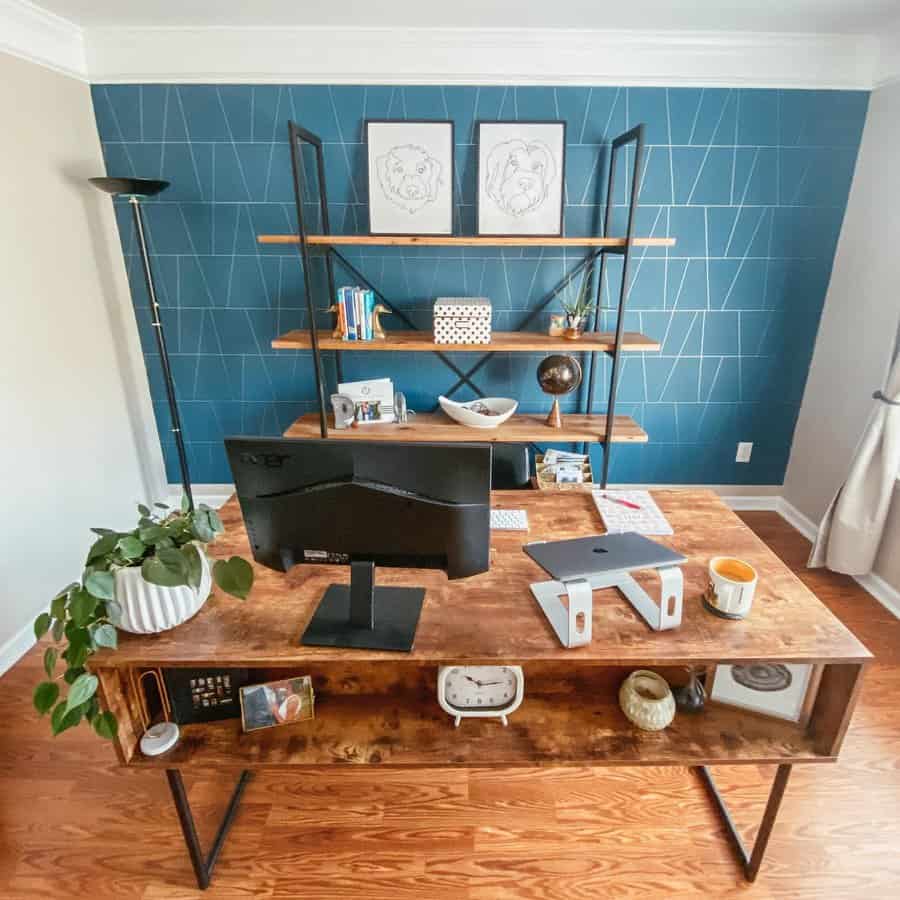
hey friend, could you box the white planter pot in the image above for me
[114,548,212,634]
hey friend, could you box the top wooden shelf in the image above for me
[257,234,676,248]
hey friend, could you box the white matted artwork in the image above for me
[366,120,454,235]
[709,663,822,725]
[477,120,566,236]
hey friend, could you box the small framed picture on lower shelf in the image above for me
[708,663,822,726]
[239,676,315,733]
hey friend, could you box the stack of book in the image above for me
[334,286,377,341]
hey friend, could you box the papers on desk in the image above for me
[591,489,673,536]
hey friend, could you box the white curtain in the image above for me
[809,353,900,574]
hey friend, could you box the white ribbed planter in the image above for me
[114,547,212,634]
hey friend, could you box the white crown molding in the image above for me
[0,0,86,80]
[874,25,900,88]
[85,26,879,89]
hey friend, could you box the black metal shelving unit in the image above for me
[264,119,663,489]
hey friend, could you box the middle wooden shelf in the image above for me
[272,329,660,353]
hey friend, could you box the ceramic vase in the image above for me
[563,314,588,340]
[619,670,676,731]
[114,547,212,634]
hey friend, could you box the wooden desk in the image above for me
[92,490,870,889]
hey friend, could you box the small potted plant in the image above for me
[32,497,253,739]
[559,270,596,340]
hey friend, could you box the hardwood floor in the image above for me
[1,512,898,898]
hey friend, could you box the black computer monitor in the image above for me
[224,437,491,652]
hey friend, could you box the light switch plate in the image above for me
[736,442,753,463]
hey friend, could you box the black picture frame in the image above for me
[475,119,567,237]
[365,119,455,236]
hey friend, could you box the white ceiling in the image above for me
[32,0,900,34]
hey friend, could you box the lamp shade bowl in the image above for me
[89,177,170,198]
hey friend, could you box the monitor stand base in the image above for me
[300,562,425,652]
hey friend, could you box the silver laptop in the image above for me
[525,532,686,581]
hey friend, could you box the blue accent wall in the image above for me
[91,85,867,485]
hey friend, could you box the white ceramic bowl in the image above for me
[438,395,518,429]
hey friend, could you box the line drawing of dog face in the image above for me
[484,139,556,218]
[376,144,442,214]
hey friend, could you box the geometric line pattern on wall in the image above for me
[92,84,868,484]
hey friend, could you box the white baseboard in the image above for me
[775,498,818,542]
[167,484,234,511]
[0,620,35,678]
[855,571,900,618]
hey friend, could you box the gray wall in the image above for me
[784,78,900,590]
[0,51,164,670]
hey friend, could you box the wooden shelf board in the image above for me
[283,412,648,444]
[124,692,827,769]
[271,329,661,353]
[258,234,675,248]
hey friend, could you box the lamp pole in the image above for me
[90,177,193,511]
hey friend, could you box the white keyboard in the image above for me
[490,508,529,531]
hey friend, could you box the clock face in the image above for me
[442,666,519,711]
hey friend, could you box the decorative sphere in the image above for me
[537,354,583,396]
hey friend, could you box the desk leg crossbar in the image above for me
[166,768,254,890]
[695,764,792,882]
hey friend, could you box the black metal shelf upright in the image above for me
[281,119,652,489]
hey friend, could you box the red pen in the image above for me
[600,493,641,511]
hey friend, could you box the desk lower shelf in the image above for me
[126,691,827,769]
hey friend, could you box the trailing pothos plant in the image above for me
[32,496,254,739]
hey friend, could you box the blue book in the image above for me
[344,286,356,340]
[365,290,375,340]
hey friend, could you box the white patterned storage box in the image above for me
[433,297,492,345]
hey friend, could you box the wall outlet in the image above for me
[736,442,753,463]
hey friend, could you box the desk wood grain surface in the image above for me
[93,490,869,669]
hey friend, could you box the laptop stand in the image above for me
[530,564,684,648]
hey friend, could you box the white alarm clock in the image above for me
[437,666,524,727]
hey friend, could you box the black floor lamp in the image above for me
[91,177,193,511]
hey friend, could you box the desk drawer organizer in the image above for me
[433,297,492,344]
[534,453,594,490]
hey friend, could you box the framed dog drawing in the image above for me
[366,120,454,235]
[477,121,566,236]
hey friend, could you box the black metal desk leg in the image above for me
[696,764,792,882]
[165,768,254,890]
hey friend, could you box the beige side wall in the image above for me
[783,79,900,591]
[0,51,164,666]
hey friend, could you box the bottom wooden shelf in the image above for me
[129,691,826,769]
[283,412,648,444]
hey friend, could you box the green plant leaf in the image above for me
[138,503,151,517]
[64,642,90,669]
[50,593,67,621]
[157,547,188,575]
[65,673,98,714]
[63,666,85,685]
[54,582,79,600]
[93,710,118,740]
[43,647,58,678]
[206,507,224,534]
[154,502,169,510]
[90,527,116,536]
[91,623,118,650]
[69,589,98,627]
[141,556,187,587]
[33,681,59,715]
[212,557,254,600]
[181,543,203,589]
[85,571,115,601]
[181,492,191,513]
[191,511,216,543]
[104,599,123,626]
[85,696,99,723]
[138,524,166,544]
[117,535,146,559]
[51,701,82,736]
[51,618,65,642]
[87,532,119,563]
[34,612,51,640]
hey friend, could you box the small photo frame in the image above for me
[708,663,822,725]
[366,120,454,235]
[477,120,566,236]
[239,675,315,733]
